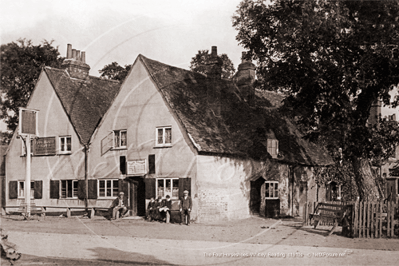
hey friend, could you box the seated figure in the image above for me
[159,195,172,223]
[111,192,128,219]
[146,197,156,221]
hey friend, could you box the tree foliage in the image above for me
[1,39,64,132]
[190,50,236,79]
[99,62,131,82]
[233,0,399,200]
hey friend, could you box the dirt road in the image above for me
[1,215,399,265]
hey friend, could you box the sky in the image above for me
[0,0,246,131]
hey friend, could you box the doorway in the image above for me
[250,177,264,215]
[127,176,146,216]
[265,181,280,218]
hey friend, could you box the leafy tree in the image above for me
[99,62,131,82]
[190,50,235,79]
[233,0,399,200]
[1,39,64,132]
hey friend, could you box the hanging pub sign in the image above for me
[34,137,56,156]
[127,159,147,176]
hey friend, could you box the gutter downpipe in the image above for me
[84,144,89,211]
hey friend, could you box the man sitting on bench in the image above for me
[111,192,128,219]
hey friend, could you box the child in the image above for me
[146,197,156,222]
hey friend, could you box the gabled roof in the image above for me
[44,67,121,144]
[139,55,333,166]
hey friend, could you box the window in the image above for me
[148,154,155,174]
[61,180,78,198]
[59,136,72,154]
[267,139,279,159]
[265,181,278,199]
[98,179,119,198]
[18,181,34,199]
[156,178,179,199]
[113,130,127,149]
[156,127,172,146]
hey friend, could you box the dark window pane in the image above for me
[120,131,127,147]
[99,180,105,197]
[107,180,111,197]
[157,128,163,144]
[61,180,67,198]
[67,137,71,151]
[113,180,119,196]
[165,128,172,144]
[67,180,73,198]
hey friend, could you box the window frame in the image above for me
[18,181,34,199]
[267,139,279,159]
[265,181,279,199]
[156,178,179,199]
[59,135,72,154]
[98,179,119,198]
[113,130,127,149]
[155,126,172,147]
[60,180,79,199]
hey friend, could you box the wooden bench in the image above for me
[309,202,348,236]
[42,206,111,218]
[4,203,45,220]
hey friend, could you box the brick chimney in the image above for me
[206,46,223,79]
[61,44,90,79]
[234,52,256,106]
[205,46,223,117]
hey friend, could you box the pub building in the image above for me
[4,45,332,222]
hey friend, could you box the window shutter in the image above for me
[50,180,59,199]
[34,180,43,199]
[148,155,155,174]
[118,179,129,204]
[179,178,191,198]
[9,181,18,199]
[77,180,86,200]
[144,178,156,199]
[88,180,98,199]
[120,156,126,175]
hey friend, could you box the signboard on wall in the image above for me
[127,159,146,176]
[19,108,38,136]
[34,137,56,156]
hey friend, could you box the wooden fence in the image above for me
[304,199,399,238]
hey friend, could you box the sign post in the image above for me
[19,108,38,218]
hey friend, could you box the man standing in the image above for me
[111,192,128,219]
[180,190,192,225]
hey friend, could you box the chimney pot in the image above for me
[72,49,76,59]
[67,44,72,59]
[211,46,217,57]
[81,51,86,63]
[76,50,80,61]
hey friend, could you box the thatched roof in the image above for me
[140,55,333,166]
[44,67,121,144]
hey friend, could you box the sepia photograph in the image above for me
[1,0,399,265]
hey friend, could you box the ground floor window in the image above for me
[98,179,119,198]
[265,181,279,199]
[18,181,34,199]
[156,178,179,199]
[61,180,78,198]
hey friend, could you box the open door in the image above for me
[127,176,146,216]
[250,177,264,215]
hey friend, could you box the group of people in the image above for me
[146,190,192,225]
[110,190,192,225]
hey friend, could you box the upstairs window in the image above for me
[156,127,172,147]
[267,139,279,159]
[114,130,127,149]
[59,136,72,154]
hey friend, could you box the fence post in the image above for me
[391,201,395,237]
[379,201,383,238]
[353,201,358,238]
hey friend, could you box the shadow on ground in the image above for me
[0,247,175,266]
